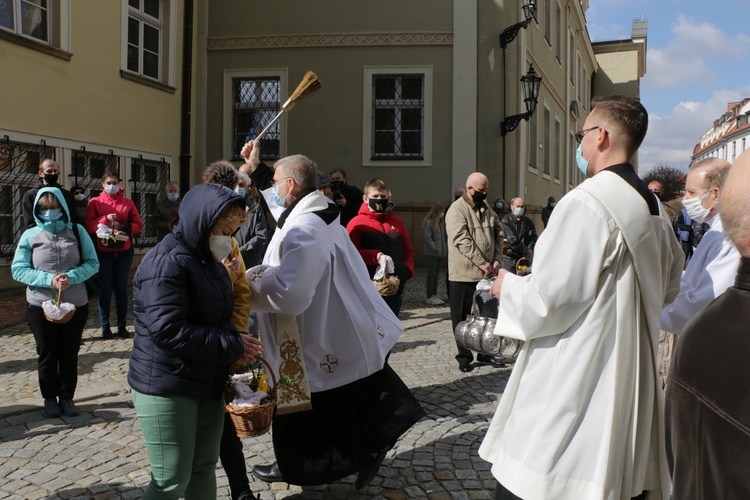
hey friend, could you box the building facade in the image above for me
[692,98,750,164]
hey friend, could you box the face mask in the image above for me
[272,184,289,208]
[513,207,524,217]
[74,193,86,202]
[471,191,487,205]
[683,190,712,224]
[495,203,504,209]
[576,143,597,177]
[234,187,247,198]
[208,235,233,262]
[550,202,556,207]
[330,180,344,190]
[167,193,179,202]
[104,184,120,195]
[43,173,59,185]
[39,209,63,222]
[368,198,387,213]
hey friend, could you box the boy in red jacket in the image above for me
[346,179,414,316]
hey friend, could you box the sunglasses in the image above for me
[575,126,601,144]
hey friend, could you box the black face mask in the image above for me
[368,198,387,213]
[471,191,487,205]
[43,173,59,186]
[330,180,345,190]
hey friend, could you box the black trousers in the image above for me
[27,303,88,400]
[219,412,249,499]
[449,281,479,364]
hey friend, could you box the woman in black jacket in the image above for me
[128,183,262,499]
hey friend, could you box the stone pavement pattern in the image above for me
[0,268,513,499]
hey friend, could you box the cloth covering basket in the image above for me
[226,356,277,438]
[42,287,76,324]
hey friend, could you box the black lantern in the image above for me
[499,0,537,49]
[501,64,543,136]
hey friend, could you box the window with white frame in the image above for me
[555,118,561,180]
[568,132,576,188]
[0,0,69,52]
[122,0,175,87]
[543,107,551,176]
[544,0,551,44]
[556,3,562,62]
[363,67,432,166]
[528,110,538,170]
[569,31,575,84]
[231,76,282,161]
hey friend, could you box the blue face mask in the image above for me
[234,187,247,198]
[272,184,287,208]
[39,209,63,222]
[104,184,120,195]
[576,143,590,177]
[167,193,179,202]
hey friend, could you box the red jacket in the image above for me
[346,203,414,294]
[85,187,143,252]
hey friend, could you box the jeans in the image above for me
[424,255,443,297]
[383,294,403,317]
[132,390,225,499]
[97,250,133,327]
[27,303,88,400]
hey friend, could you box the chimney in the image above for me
[631,19,647,39]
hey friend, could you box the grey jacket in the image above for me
[422,220,448,258]
[445,194,505,282]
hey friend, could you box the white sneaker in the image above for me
[432,295,445,304]
[426,296,442,305]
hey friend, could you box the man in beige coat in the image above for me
[445,172,506,372]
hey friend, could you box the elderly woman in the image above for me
[128,183,262,499]
[12,187,99,418]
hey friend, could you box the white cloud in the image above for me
[644,15,750,89]
[639,87,750,171]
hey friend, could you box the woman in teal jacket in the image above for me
[12,187,99,418]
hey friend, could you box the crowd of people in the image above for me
[10,94,750,498]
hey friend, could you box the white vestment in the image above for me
[479,171,683,500]
[247,190,402,393]
[660,213,740,336]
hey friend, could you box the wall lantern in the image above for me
[501,64,542,136]
[499,0,537,49]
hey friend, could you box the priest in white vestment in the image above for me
[246,155,424,489]
[480,96,684,500]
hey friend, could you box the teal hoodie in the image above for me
[11,187,99,307]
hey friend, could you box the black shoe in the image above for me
[252,462,282,483]
[234,489,258,500]
[356,450,387,490]
[43,398,61,418]
[102,326,114,339]
[458,363,474,373]
[117,324,129,338]
[59,399,80,417]
[477,354,504,367]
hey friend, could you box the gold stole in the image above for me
[275,313,313,415]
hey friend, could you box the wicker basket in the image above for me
[43,289,76,324]
[373,274,400,297]
[226,356,277,438]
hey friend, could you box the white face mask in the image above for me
[208,235,233,262]
[683,190,712,224]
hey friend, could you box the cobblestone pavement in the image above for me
[0,268,512,499]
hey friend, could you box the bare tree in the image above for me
[641,165,686,202]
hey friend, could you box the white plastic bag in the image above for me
[373,254,395,280]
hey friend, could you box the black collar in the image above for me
[602,163,659,216]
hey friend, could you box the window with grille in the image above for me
[72,149,120,200]
[371,74,424,160]
[130,157,170,247]
[232,77,281,161]
[127,0,162,80]
[0,138,55,258]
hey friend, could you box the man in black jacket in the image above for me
[22,159,81,229]
[329,168,363,227]
[500,197,537,273]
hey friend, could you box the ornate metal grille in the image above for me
[71,148,120,199]
[0,136,55,259]
[233,77,280,161]
[130,156,170,248]
[371,74,424,160]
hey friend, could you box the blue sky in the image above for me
[586,0,750,172]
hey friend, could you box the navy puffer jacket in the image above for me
[128,183,246,400]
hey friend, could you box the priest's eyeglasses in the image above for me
[575,126,601,144]
[272,176,292,186]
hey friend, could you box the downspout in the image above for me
[179,0,194,195]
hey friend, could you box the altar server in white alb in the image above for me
[246,154,424,490]
[480,95,684,500]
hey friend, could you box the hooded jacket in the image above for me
[128,183,246,400]
[22,177,80,229]
[346,201,414,295]
[84,186,143,253]
[12,187,99,307]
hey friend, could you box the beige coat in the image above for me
[445,194,505,282]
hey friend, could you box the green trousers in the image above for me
[132,390,225,499]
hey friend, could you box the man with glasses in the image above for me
[480,96,684,500]
[445,172,507,372]
[247,155,424,489]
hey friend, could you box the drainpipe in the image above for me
[179,0,194,195]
